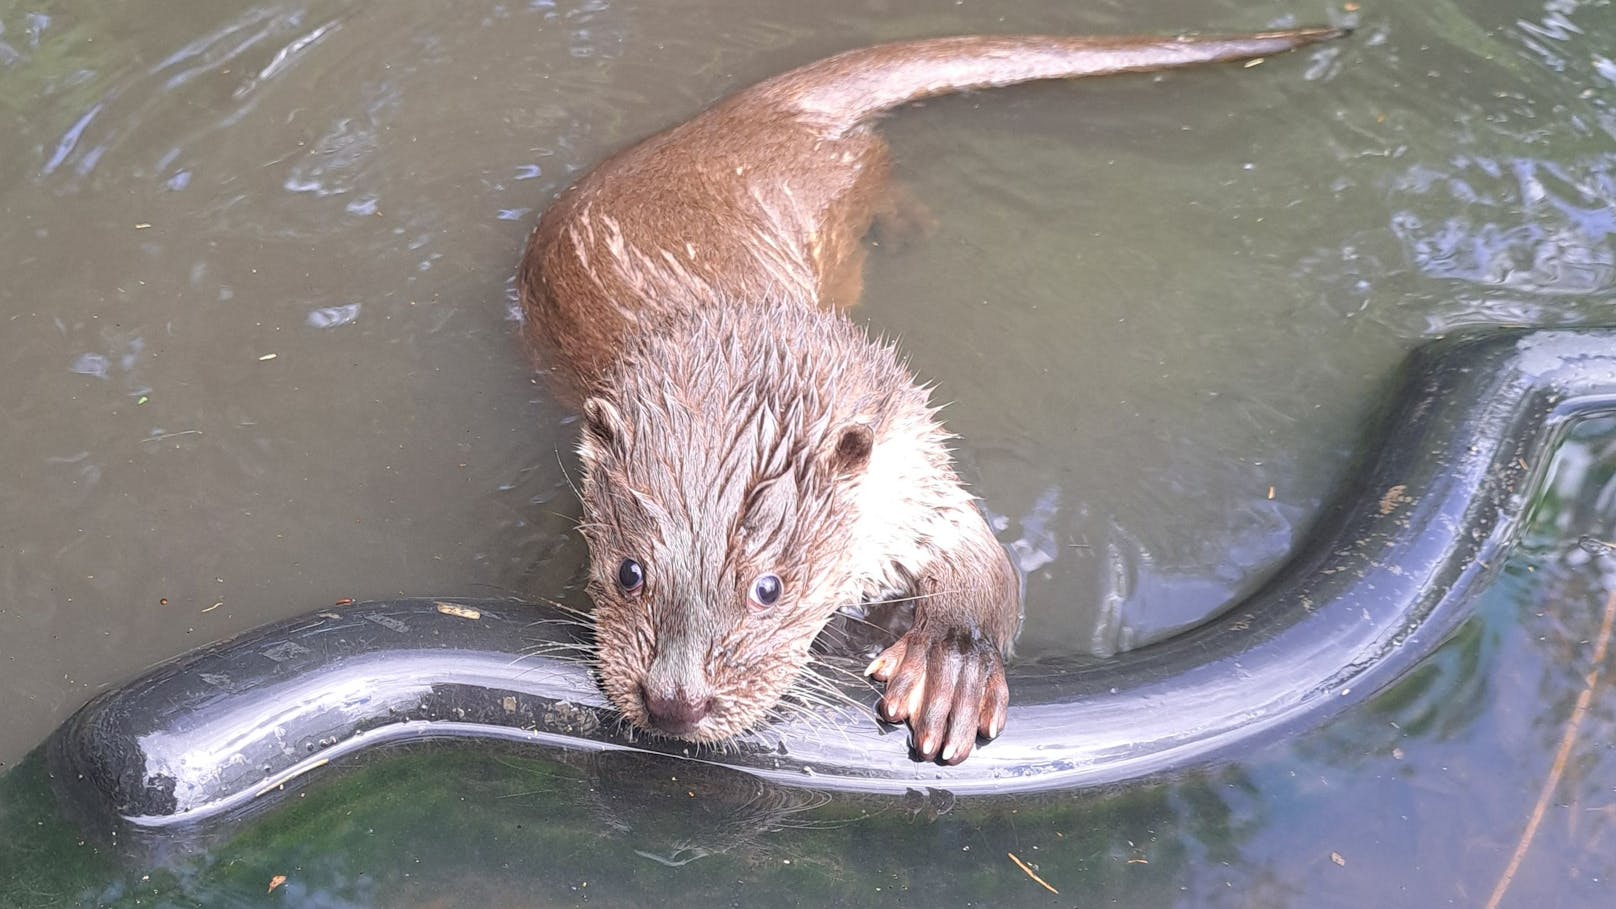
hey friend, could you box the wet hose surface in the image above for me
[45,328,1616,829]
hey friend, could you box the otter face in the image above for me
[575,381,876,744]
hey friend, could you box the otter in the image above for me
[518,28,1346,764]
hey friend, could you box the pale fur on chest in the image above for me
[839,389,979,610]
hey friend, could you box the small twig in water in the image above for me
[1484,588,1616,909]
[140,430,202,443]
[1007,852,1058,895]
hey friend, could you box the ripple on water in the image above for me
[19,5,353,193]
[1390,154,1616,300]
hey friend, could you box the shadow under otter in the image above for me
[44,327,1616,835]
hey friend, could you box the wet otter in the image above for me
[519,29,1345,764]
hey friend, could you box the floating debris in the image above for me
[1009,852,1058,894]
[436,602,482,620]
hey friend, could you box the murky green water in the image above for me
[2,0,1614,904]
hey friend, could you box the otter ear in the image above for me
[581,396,630,458]
[822,420,874,477]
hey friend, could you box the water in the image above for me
[1,0,1613,904]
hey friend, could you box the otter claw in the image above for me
[867,625,1008,765]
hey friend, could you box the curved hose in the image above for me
[47,328,1616,828]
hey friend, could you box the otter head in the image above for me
[574,308,887,743]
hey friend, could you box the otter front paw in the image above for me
[865,625,1009,765]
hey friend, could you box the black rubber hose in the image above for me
[45,328,1616,829]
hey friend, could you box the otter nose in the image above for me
[640,684,712,737]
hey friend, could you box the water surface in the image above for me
[1,0,1614,904]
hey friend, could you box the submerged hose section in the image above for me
[46,329,1616,829]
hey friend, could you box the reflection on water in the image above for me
[1,0,1615,904]
[1391,154,1616,302]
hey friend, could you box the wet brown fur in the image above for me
[518,29,1346,761]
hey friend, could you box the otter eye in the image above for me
[749,573,782,609]
[617,558,644,594]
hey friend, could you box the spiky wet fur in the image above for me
[578,298,983,741]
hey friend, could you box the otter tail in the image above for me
[763,28,1347,135]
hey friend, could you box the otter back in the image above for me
[517,27,1348,763]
